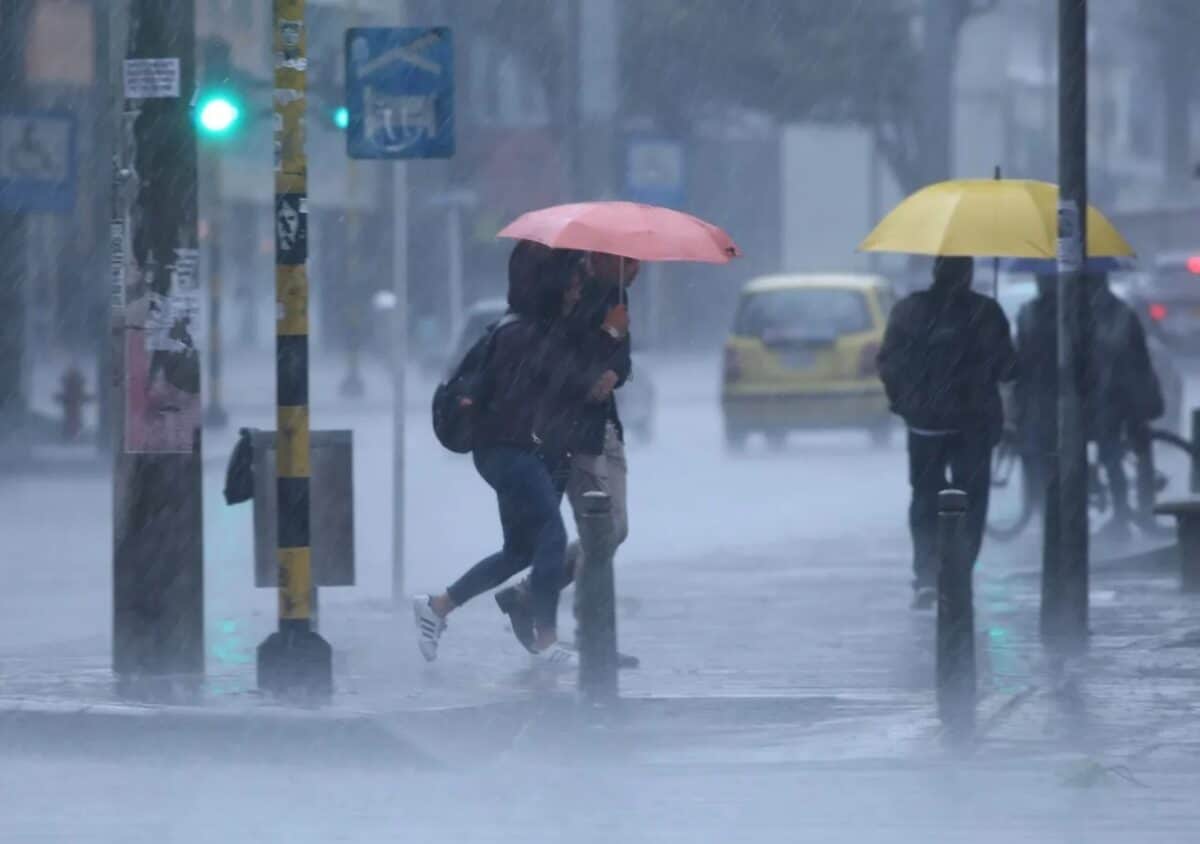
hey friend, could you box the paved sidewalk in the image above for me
[4,526,1200,770]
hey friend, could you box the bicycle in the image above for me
[985,426,1196,542]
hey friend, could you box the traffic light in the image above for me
[333,106,349,131]
[196,38,243,140]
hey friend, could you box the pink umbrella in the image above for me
[497,201,741,264]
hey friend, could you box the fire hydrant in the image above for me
[54,367,93,441]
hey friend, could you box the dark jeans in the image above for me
[445,446,567,634]
[907,431,992,591]
[1095,419,1154,523]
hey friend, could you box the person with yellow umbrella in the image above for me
[861,178,1135,609]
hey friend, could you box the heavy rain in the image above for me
[2,1,1200,841]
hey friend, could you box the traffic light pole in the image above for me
[204,145,228,428]
[1043,0,1089,654]
[257,0,333,701]
[113,0,205,695]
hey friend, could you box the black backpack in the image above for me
[431,315,518,454]
[885,296,979,430]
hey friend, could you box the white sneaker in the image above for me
[412,596,446,662]
[531,642,578,671]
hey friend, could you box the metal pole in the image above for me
[921,0,955,185]
[391,160,408,606]
[204,147,228,428]
[0,0,33,444]
[257,0,332,701]
[113,0,204,695]
[338,159,365,398]
[1190,408,1200,494]
[576,490,618,703]
[1046,0,1089,654]
[935,489,975,738]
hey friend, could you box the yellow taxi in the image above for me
[721,274,894,450]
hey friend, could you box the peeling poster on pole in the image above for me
[124,248,202,454]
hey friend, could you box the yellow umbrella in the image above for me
[859,179,1134,258]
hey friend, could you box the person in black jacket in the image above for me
[1085,272,1164,538]
[493,252,637,654]
[412,242,623,667]
[877,256,1016,609]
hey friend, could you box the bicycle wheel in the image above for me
[987,432,1036,541]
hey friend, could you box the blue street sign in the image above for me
[345,27,455,160]
[624,135,685,208]
[0,111,77,214]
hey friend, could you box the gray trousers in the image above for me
[565,421,629,577]
[512,422,628,603]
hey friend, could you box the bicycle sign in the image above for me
[344,27,455,160]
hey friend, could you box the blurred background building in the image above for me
[2,0,1198,448]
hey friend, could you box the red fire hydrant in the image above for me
[54,367,93,441]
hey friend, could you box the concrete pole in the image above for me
[113,0,204,696]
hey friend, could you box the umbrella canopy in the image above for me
[497,201,741,264]
[859,179,1135,259]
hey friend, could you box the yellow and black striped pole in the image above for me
[257,0,332,700]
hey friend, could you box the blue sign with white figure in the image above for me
[0,111,77,214]
[345,27,455,160]
[624,135,685,208]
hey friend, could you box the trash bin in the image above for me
[252,429,355,587]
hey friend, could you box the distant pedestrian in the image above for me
[877,257,1016,609]
[412,242,624,667]
[494,252,637,657]
[1085,272,1164,539]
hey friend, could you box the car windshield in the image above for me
[734,288,871,339]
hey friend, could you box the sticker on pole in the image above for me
[123,58,181,99]
[1056,199,1082,274]
[275,193,308,265]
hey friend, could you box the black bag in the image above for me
[223,428,255,504]
[432,315,518,454]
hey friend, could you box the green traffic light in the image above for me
[334,107,349,130]
[197,94,240,136]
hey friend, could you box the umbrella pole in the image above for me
[993,164,1001,298]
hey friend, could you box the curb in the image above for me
[0,696,444,767]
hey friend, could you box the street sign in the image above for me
[625,135,685,208]
[344,27,454,160]
[0,111,76,214]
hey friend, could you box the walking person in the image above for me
[494,253,638,655]
[1085,271,1164,540]
[877,256,1016,609]
[412,242,625,666]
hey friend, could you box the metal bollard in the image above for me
[936,488,976,737]
[575,490,618,703]
[1190,409,1200,494]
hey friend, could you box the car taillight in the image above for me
[1149,303,1168,322]
[1187,256,1200,275]
[858,342,880,377]
[723,345,742,382]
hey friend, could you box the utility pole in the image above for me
[0,0,33,446]
[203,147,229,428]
[1042,0,1089,654]
[257,0,333,700]
[340,1,365,399]
[113,0,205,694]
[921,0,956,184]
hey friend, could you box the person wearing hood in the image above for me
[411,242,622,668]
[877,256,1016,609]
[493,252,637,658]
